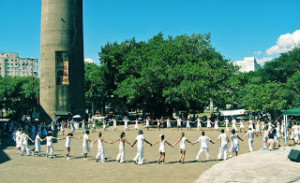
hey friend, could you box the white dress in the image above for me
[207,120,212,128]
[35,135,42,152]
[65,136,71,148]
[232,120,237,131]
[230,134,239,152]
[180,137,187,152]
[177,118,181,127]
[134,120,139,129]
[113,119,117,129]
[197,119,202,129]
[124,119,129,130]
[214,121,219,129]
[82,134,90,153]
[240,121,245,129]
[256,121,260,132]
[159,140,166,153]
[116,138,126,163]
[186,121,191,128]
[133,134,145,165]
[96,138,105,162]
[167,119,171,128]
[60,123,65,131]
[146,119,150,127]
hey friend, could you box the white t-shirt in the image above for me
[136,134,145,147]
[47,136,53,146]
[196,136,211,148]
[65,136,71,147]
[218,134,228,145]
[246,130,255,141]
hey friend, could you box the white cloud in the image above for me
[253,51,262,55]
[266,30,300,55]
[84,58,95,63]
[256,57,273,65]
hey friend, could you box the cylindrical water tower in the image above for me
[40,0,85,121]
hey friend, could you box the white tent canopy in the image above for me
[220,109,246,116]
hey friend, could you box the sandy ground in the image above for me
[1,125,267,183]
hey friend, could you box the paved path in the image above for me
[195,146,300,183]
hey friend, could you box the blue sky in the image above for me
[0,0,300,65]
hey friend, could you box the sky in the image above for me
[0,0,300,66]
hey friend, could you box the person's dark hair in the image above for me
[47,132,52,136]
[231,129,236,134]
[86,130,90,135]
[160,134,165,140]
[221,129,225,133]
[181,132,185,137]
[98,132,102,137]
[268,133,274,139]
[120,132,125,138]
[138,130,143,135]
[201,131,205,136]
[67,133,73,136]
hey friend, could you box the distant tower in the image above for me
[40,0,85,121]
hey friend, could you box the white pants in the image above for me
[133,146,144,165]
[20,145,31,155]
[248,139,254,152]
[218,144,228,160]
[196,147,209,160]
[116,147,125,163]
[46,145,54,156]
[96,147,105,162]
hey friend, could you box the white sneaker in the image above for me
[67,157,70,160]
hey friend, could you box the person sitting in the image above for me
[267,133,276,151]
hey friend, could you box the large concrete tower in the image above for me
[40,0,85,121]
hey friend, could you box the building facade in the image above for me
[233,57,260,72]
[0,53,38,77]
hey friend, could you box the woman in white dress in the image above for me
[186,119,191,131]
[256,120,261,134]
[20,131,34,156]
[62,133,78,160]
[166,118,171,129]
[214,119,219,131]
[34,132,43,155]
[113,118,117,131]
[93,132,109,163]
[173,132,192,164]
[206,118,212,131]
[134,119,139,130]
[229,129,243,157]
[111,132,131,163]
[60,121,65,135]
[239,119,245,133]
[145,117,150,131]
[42,132,61,158]
[153,134,172,164]
[196,118,202,131]
[82,130,91,160]
[232,118,237,131]
[123,118,129,131]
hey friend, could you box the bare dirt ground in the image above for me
[1,125,265,183]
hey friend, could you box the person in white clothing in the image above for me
[134,119,139,130]
[242,127,258,152]
[81,120,86,133]
[173,132,192,164]
[192,131,214,161]
[111,132,131,163]
[123,118,129,131]
[214,129,229,160]
[291,122,299,144]
[61,133,78,160]
[34,132,43,155]
[153,134,172,164]
[239,119,245,133]
[177,117,182,130]
[224,118,230,132]
[249,119,254,130]
[92,119,97,133]
[214,119,219,131]
[186,118,192,131]
[206,118,212,131]
[229,129,243,157]
[113,118,117,131]
[93,132,110,163]
[256,120,261,134]
[14,128,23,152]
[81,130,92,160]
[166,117,172,129]
[131,130,152,165]
[58,120,66,135]
[145,117,151,131]
[231,118,237,131]
[196,117,202,131]
[20,131,34,156]
[42,132,61,159]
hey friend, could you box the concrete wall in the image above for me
[40,0,85,121]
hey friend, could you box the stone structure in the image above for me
[233,57,260,72]
[40,0,85,121]
[0,53,38,77]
